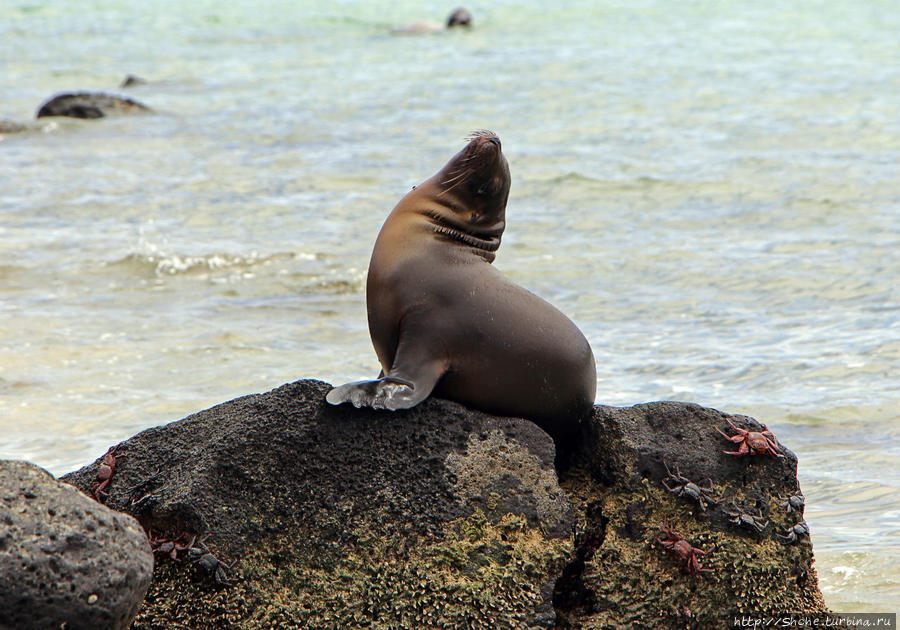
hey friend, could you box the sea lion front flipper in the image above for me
[325,379,382,407]
[326,331,447,411]
[325,371,438,411]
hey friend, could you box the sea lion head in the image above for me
[447,8,472,28]
[418,131,511,261]
[433,130,510,223]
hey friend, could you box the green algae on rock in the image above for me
[62,379,572,629]
[133,510,569,630]
[554,403,829,629]
[60,383,830,629]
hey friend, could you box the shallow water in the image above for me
[1,0,898,613]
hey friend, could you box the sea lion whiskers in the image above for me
[466,129,496,142]
[438,132,503,197]
[440,162,474,183]
[445,147,480,169]
[438,166,477,195]
[439,168,473,188]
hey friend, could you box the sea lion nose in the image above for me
[487,136,501,148]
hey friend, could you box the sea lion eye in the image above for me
[476,178,499,196]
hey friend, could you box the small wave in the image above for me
[111,251,300,276]
[299,276,365,295]
[539,172,666,189]
[0,119,60,138]
[106,250,366,294]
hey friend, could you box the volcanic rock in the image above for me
[62,379,574,629]
[60,380,830,629]
[36,91,151,119]
[554,402,828,628]
[0,460,153,630]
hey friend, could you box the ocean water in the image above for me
[1,0,897,614]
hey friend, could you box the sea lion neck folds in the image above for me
[423,209,502,261]
[327,131,597,443]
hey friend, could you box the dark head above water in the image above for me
[327,132,597,445]
[447,7,472,28]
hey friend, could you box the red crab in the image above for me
[91,445,122,502]
[657,519,716,576]
[716,419,783,458]
[148,530,195,561]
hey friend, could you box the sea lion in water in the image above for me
[445,7,472,28]
[327,131,596,440]
[393,7,472,34]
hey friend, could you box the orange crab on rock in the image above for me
[657,519,717,576]
[91,444,122,502]
[716,419,784,458]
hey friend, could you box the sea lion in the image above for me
[327,131,597,440]
[393,7,472,34]
[446,7,472,27]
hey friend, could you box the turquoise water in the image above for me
[2,0,898,613]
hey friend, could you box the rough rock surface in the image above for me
[555,402,828,628]
[60,380,829,629]
[0,460,153,630]
[62,379,574,629]
[36,91,151,119]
